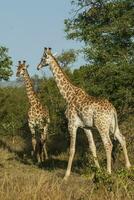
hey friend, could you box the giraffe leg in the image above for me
[29,122,41,163]
[115,128,131,169]
[84,129,100,168]
[36,141,42,163]
[39,144,44,163]
[31,136,36,157]
[95,116,113,174]
[42,125,48,160]
[43,144,48,160]
[38,125,48,162]
[100,131,113,174]
[28,123,36,158]
[40,142,48,161]
[39,142,48,164]
[64,124,77,180]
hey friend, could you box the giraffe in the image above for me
[16,60,50,163]
[37,48,131,180]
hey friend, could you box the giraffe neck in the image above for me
[49,56,76,102]
[23,70,38,105]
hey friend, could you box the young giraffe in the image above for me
[16,60,50,163]
[37,48,131,180]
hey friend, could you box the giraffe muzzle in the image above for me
[37,63,41,70]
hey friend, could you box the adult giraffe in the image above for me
[37,48,131,180]
[16,60,50,163]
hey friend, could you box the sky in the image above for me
[0,0,84,80]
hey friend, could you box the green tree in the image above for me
[65,0,134,65]
[0,47,13,80]
[0,87,28,137]
[57,49,77,68]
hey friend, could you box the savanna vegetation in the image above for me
[0,0,134,199]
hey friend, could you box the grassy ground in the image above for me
[0,115,134,200]
[0,146,134,200]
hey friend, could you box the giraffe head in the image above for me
[37,47,52,70]
[16,60,29,77]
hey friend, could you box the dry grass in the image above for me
[0,147,134,200]
[0,115,134,200]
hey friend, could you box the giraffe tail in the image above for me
[113,111,118,140]
[112,111,119,163]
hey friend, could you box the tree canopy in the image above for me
[57,49,77,68]
[65,0,134,65]
[0,46,13,80]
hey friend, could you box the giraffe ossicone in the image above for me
[37,48,131,180]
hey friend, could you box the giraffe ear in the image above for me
[26,64,29,68]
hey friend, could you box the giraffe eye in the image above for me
[21,68,25,72]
